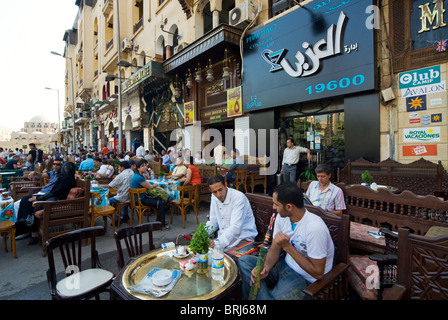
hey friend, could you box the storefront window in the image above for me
[280,112,345,182]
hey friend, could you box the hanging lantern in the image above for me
[173,74,181,99]
[186,69,193,89]
[195,64,202,83]
[206,59,214,82]
[222,48,231,81]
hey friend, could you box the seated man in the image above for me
[238,183,335,300]
[78,154,95,171]
[166,157,187,180]
[108,161,134,223]
[305,164,346,216]
[206,174,257,250]
[93,158,115,179]
[216,148,247,185]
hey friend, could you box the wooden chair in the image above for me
[114,221,162,269]
[10,178,43,201]
[45,226,114,300]
[248,166,267,194]
[33,179,91,256]
[380,228,448,300]
[90,192,117,234]
[0,221,17,258]
[225,169,248,193]
[170,184,199,228]
[302,205,351,300]
[128,188,157,226]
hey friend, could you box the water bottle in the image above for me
[211,239,224,281]
[150,170,154,180]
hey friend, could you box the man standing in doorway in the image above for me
[280,138,312,184]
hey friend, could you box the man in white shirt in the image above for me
[238,183,334,300]
[136,142,146,159]
[108,160,135,223]
[206,174,258,250]
[281,138,312,184]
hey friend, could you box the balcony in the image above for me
[133,18,143,34]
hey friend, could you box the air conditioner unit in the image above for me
[173,42,189,54]
[229,0,256,29]
[121,38,133,52]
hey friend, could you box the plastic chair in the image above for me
[170,184,199,228]
[45,226,114,300]
[128,188,157,226]
[114,221,162,269]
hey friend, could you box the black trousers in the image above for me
[140,196,166,227]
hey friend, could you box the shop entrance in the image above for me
[279,112,345,182]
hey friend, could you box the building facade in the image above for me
[58,0,447,179]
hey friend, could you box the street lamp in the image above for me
[44,87,61,154]
[50,50,76,153]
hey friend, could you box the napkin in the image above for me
[129,268,182,298]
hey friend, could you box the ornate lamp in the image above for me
[206,59,214,82]
[186,69,193,88]
[222,48,231,81]
[195,63,202,83]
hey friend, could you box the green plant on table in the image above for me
[361,170,373,185]
[158,171,165,177]
[189,222,211,254]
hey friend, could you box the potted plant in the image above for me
[189,222,212,272]
[158,171,165,180]
[361,170,373,186]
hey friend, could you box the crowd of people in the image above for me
[3,139,348,301]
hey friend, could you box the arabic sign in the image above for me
[403,127,441,142]
[184,101,195,125]
[227,86,242,117]
[403,145,437,157]
[122,61,164,94]
[242,0,375,112]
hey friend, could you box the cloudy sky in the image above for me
[0,0,79,132]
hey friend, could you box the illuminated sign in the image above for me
[242,0,375,112]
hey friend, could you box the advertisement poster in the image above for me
[403,145,437,157]
[403,127,440,142]
[227,86,242,117]
[184,101,194,125]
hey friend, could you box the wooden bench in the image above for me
[245,193,351,300]
[338,182,448,237]
[337,157,448,197]
[381,228,448,300]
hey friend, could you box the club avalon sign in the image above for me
[242,0,375,112]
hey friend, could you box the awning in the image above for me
[121,61,168,95]
[162,24,243,75]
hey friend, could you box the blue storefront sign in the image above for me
[242,0,376,112]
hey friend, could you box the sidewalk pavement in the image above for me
[0,204,210,300]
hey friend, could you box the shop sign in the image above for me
[227,86,242,117]
[403,145,438,156]
[411,0,447,50]
[403,127,440,142]
[406,95,427,112]
[431,113,442,123]
[242,0,375,112]
[399,66,441,89]
[401,81,446,98]
[184,101,195,125]
[200,106,227,125]
[122,62,163,94]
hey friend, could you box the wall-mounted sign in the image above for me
[184,101,195,125]
[399,65,446,98]
[403,127,440,142]
[403,145,438,157]
[227,86,242,117]
[242,0,375,112]
[431,113,442,123]
[411,0,447,51]
[406,95,427,112]
[122,61,164,94]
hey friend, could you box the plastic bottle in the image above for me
[211,239,224,281]
[150,169,154,180]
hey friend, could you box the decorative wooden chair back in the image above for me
[114,222,162,269]
[395,228,448,300]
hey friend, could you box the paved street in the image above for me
[0,204,210,300]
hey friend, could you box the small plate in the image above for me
[173,250,191,259]
[151,270,173,287]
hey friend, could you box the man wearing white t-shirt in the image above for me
[206,174,258,250]
[238,183,334,300]
[136,142,146,159]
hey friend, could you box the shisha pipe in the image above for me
[248,212,277,300]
